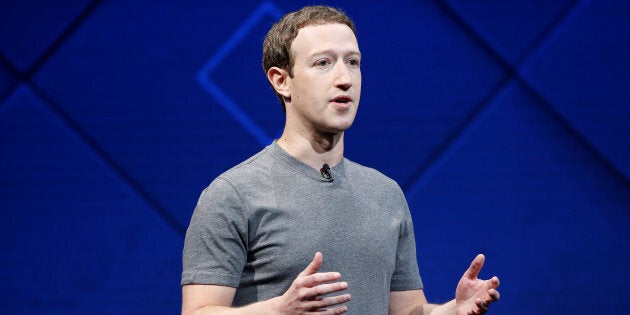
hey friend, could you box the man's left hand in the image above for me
[454,254,500,315]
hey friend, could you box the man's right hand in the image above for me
[272,252,351,314]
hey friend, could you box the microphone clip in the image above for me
[320,164,334,182]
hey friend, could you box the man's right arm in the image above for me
[182,284,280,315]
[181,252,351,315]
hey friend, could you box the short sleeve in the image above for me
[389,187,423,291]
[181,177,248,287]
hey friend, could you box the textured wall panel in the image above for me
[0,87,181,314]
[0,62,15,100]
[32,0,271,228]
[409,82,630,313]
[446,0,574,63]
[525,0,630,181]
[0,0,93,71]
[0,1,628,314]
[345,1,505,185]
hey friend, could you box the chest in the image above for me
[243,181,403,284]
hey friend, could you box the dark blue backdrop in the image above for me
[1,0,629,314]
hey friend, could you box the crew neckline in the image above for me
[268,141,346,183]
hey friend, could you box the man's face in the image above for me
[285,23,361,135]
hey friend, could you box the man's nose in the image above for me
[334,62,352,90]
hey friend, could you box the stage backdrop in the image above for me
[1,0,629,314]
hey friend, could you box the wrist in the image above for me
[265,296,283,315]
[428,300,456,315]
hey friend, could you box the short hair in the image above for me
[262,5,357,111]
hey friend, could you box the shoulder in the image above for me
[344,158,411,224]
[194,145,275,203]
[345,158,400,189]
[215,145,276,185]
[194,145,277,214]
[344,158,406,204]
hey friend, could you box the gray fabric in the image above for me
[182,141,422,313]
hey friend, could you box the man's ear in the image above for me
[267,67,291,99]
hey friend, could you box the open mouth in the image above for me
[332,96,352,104]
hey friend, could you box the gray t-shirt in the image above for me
[182,142,422,313]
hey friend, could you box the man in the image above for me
[182,5,500,315]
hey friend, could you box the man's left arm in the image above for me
[389,254,500,315]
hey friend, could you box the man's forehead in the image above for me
[295,22,355,38]
[292,23,359,55]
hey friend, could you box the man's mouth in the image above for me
[332,96,352,103]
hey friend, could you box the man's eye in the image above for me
[315,60,329,67]
[348,59,360,67]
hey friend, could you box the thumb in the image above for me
[463,254,485,280]
[299,252,323,277]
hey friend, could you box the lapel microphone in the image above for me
[320,164,334,182]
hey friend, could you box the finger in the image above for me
[300,252,324,277]
[476,298,488,312]
[308,281,348,297]
[298,272,343,288]
[304,293,351,310]
[463,254,485,280]
[307,305,348,314]
[489,276,500,288]
[487,288,500,302]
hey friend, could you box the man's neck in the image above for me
[276,130,344,170]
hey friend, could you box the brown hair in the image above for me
[262,5,357,111]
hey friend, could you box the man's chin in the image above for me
[325,122,354,134]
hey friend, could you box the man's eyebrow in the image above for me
[308,49,362,58]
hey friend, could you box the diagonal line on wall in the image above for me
[404,0,580,195]
[0,0,188,236]
[25,0,105,78]
[502,2,630,191]
[197,1,283,146]
[403,0,630,199]
[516,77,630,192]
[0,0,104,107]
[403,75,516,200]
[26,81,187,236]
[0,53,22,109]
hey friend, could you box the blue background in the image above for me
[1,0,629,314]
